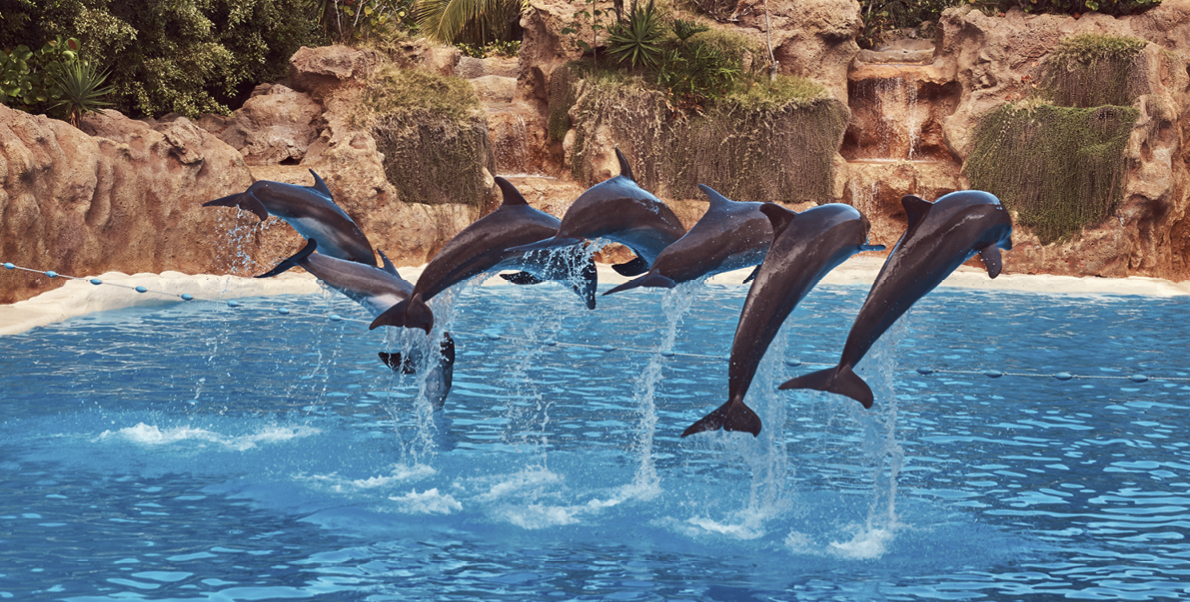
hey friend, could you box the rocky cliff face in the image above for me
[5,3,1190,305]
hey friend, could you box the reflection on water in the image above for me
[1,282,1188,600]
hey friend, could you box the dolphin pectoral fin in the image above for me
[203,191,269,222]
[615,147,635,182]
[603,272,676,295]
[901,195,933,229]
[612,256,649,276]
[308,169,333,198]
[742,264,761,284]
[256,238,317,278]
[860,244,886,252]
[979,245,1003,279]
[379,352,418,375]
[501,271,544,285]
[779,365,874,409]
[681,400,762,437]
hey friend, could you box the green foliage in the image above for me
[455,39,520,57]
[607,0,666,68]
[656,36,740,106]
[965,103,1139,242]
[48,58,113,125]
[414,0,524,45]
[1043,33,1146,107]
[560,0,610,61]
[319,0,415,42]
[858,0,958,49]
[0,0,319,119]
[671,19,708,42]
[0,37,79,111]
[1018,0,1160,16]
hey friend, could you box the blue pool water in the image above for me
[1,280,1189,601]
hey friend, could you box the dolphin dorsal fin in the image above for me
[759,203,797,237]
[495,177,529,206]
[615,148,635,182]
[902,195,933,229]
[378,250,400,277]
[309,169,333,198]
[698,184,733,211]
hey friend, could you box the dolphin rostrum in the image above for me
[604,184,773,295]
[203,169,376,266]
[682,203,884,437]
[506,148,686,276]
[779,190,1014,407]
[369,177,598,334]
[257,238,456,409]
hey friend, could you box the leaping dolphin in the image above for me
[369,177,598,334]
[257,238,455,409]
[604,184,773,295]
[682,203,884,437]
[779,190,1014,407]
[203,170,376,266]
[507,148,686,277]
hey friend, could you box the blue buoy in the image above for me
[486,333,501,341]
[89,278,102,285]
[180,293,193,301]
[543,340,557,346]
[785,359,801,367]
[2,263,13,270]
[984,370,1003,378]
[1130,374,1149,383]
[601,344,616,352]
[45,271,58,279]
[1054,372,1073,381]
[226,300,240,308]
[660,350,675,358]
[277,307,290,315]
[916,367,934,375]
[134,286,147,293]
[329,314,343,322]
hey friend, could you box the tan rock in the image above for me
[197,85,322,166]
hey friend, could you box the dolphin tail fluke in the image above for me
[612,256,648,276]
[603,272,676,296]
[256,238,317,278]
[681,400,762,437]
[779,365,874,409]
[379,352,418,375]
[575,257,598,309]
[203,191,269,222]
[370,296,435,333]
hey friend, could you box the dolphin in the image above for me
[682,203,884,437]
[203,169,376,266]
[506,148,686,277]
[779,190,1014,407]
[369,177,598,334]
[604,184,773,295]
[257,238,456,409]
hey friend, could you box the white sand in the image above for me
[2,257,1187,335]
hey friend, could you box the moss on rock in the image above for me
[564,72,846,204]
[966,103,1138,243]
[1043,33,1148,108]
[355,65,495,206]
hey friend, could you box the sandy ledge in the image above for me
[2,257,1188,336]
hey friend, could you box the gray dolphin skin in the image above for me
[682,203,884,437]
[506,148,686,276]
[257,238,456,409]
[203,170,376,266]
[604,184,773,295]
[369,177,597,334]
[779,190,1014,407]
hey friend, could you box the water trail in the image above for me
[499,301,564,466]
[628,281,698,499]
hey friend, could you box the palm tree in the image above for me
[414,0,524,46]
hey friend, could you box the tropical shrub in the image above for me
[413,0,524,46]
